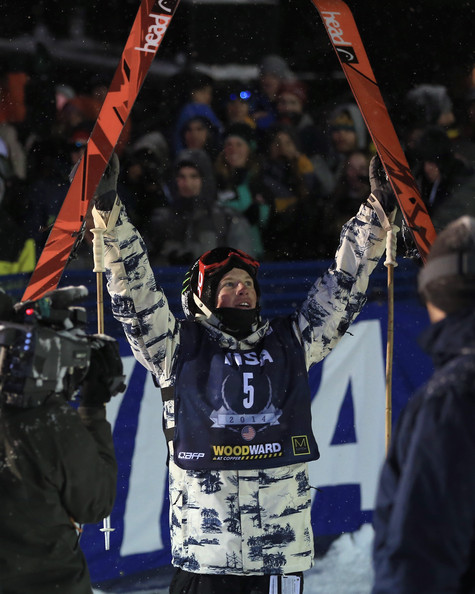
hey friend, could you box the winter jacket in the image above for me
[372,309,475,594]
[92,199,389,576]
[0,398,117,594]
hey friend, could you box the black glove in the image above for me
[368,155,397,214]
[80,334,126,407]
[94,153,120,211]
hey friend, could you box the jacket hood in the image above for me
[418,308,475,367]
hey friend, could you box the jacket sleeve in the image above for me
[92,199,181,386]
[372,387,475,593]
[294,203,390,368]
[59,405,118,524]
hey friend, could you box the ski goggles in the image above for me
[198,249,260,281]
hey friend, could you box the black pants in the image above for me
[169,568,304,594]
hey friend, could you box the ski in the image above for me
[22,0,180,301]
[311,0,436,262]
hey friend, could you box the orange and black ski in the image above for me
[311,0,436,262]
[22,0,180,301]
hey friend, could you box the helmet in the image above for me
[182,247,260,321]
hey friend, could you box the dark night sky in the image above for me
[1,0,474,119]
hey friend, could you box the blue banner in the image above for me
[0,259,434,585]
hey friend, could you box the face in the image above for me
[176,166,202,198]
[331,128,358,154]
[224,136,250,168]
[276,92,303,115]
[270,131,297,160]
[215,268,257,309]
[345,152,369,188]
[260,73,281,100]
[184,120,208,150]
[226,99,250,123]
[423,161,441,183]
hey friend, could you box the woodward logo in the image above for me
[212,442,282,458]
[178,451,205,460]
[322,10,358,64]
[135,11,172,54]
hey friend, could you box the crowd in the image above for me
[1,52,475,275]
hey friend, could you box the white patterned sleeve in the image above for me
[295,203,390,368]
[92,200,180,387]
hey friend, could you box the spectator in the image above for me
[275,79,329,161]
[119,143,170,255]
[324,149,372,251]
[405,83,456,129]
[152,155,222,266]
[173,72,222,155]
[25,125,94,256]
[214,123,270,258]
[178,115,221,162]
[0,138,35,274]
[221,83,256,129]
[250,54,293,133]
[412,125,475,232]
[325,103,370,194]
[261,124,324,260]
[372,215,475,593]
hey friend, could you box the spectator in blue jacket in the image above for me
[372,215,475,593]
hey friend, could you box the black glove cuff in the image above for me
[95,190,116,211]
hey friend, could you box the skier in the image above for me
[372,216,475,593]
[91,154,396,594]
[0,286,125,594]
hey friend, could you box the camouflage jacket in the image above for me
[93,200,388,576]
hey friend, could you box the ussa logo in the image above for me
[322,10,358,64]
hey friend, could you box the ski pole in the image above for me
[383,224,398,454]
[368,196,399,454]
[91,224,115,550]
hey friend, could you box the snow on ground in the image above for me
[93,523,374,594]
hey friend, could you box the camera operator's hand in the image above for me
[80,334,126,408]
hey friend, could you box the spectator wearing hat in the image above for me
[214,123,270,258]
[150,154,223,266]
[325,103,371,194]
[324,149,372,255]
[178,115,221,162]
[249,54,294,133]
[275,79,330,174]
[172,73,222,156]
[372,215,475,593]
[222,83,256,130]
[261,124,325,260]
[405,83,456,129]
[412,125,475,232]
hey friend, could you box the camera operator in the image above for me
[0,286,126,594]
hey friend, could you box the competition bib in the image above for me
[173,318,319,470]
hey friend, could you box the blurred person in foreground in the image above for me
[91,153,396,594]
[372,215,475,593]
[0,286,125,594]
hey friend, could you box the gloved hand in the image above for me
[368,155,397,214]
[94,153,120,211]
[80,334,126,407]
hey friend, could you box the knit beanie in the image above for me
[418,216,475,313]
[259,55,292,79]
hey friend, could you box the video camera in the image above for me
[0,286,124,408]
